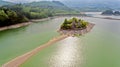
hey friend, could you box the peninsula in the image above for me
[58,17,95,36]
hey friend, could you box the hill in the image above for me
[2,1,79,20]
[61,0,120,12]
[0,0,13,6]
[24,1,79,15]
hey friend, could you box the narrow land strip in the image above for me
[0,22,32,31]
[0,17,54,32]
[2,35,69,67]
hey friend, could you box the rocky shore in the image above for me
[58,23,95,36]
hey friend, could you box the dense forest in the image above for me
[0,7,28,27]
[0,1,79,27]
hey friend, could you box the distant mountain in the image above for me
[2,0,120,12]
[24,1,78,14]
[0,0,13,6]
[25,1,68,9]
[61,0,120,11]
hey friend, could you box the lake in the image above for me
[85,12,120,19]
[0,16,120,67]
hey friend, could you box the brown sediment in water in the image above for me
[58,23,95,36]
[2,35,69,67]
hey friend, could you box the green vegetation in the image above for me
[0,7,28,27]
[0,1,79,27]
[3,4,54,19]
[24,1,79,15]
[60,17,88,30]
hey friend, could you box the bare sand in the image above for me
[2,35,68,67]
[0,17,54,32]
[0,22,32,31]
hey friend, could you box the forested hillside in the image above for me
[24,1,79,15]
[0,7,28,27]
[0,1,79,27]
[0,0,13,6]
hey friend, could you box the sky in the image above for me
[3,0,120,3]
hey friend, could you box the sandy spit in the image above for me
[2,35,68,67]
[0,22,32,31]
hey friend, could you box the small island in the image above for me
[102,10,120,15]
[58,17,95,36]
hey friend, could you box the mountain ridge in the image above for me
[0,0,13,6]
[61,0,120,11]
[1,0,120,11]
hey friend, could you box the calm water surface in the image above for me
[0,17,120,67]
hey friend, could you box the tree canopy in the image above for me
[60,17,88,30]
[0,7,28,27]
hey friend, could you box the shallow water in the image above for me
[0,17,120,67]
[21,17,120,67]
[0,19,61,66]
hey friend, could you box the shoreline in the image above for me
[0,14,119,32]
[0,22,32,31]
[0,17,54,32]
[30,17,54,22]
[58,23,95,36]
[90,16,120,20]
[2,35,69,67]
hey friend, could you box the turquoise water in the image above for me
[0,18,61,66]
[21,17,120,67]
[0,17,120,67]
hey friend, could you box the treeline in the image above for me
[4,4,54,19]
[0,1,79,27]
[0,7,28,27]
[0,4,54,27]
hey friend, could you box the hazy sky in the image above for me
[3,0,120,3]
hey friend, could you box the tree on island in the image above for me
[60,17,88,30]
[59,17,95,36]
